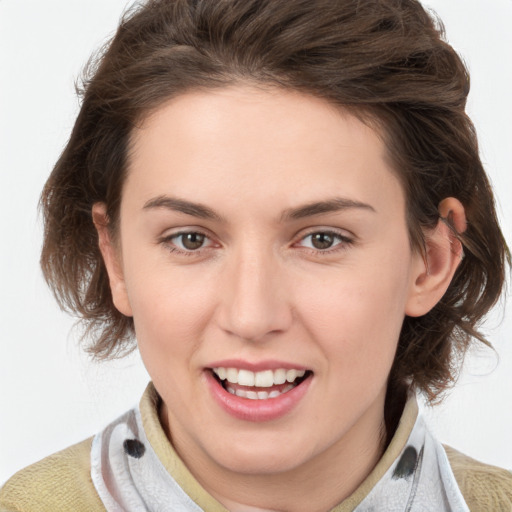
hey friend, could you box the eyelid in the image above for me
[158,228,219,254]
[158,226,355,256]
[293,227,355,252]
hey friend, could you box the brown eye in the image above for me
[310,233,335,250]
[180,232,206,250]
[297,231,352,252]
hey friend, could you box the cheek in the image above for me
[294,255,412,373]
[127,272,219,413]
[123,262,218,368]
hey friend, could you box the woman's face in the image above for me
[106,86,426,478]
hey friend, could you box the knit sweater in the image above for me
[1,383,511,511]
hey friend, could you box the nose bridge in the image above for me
[218,240,291,341]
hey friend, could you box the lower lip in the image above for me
[205,371,312,422]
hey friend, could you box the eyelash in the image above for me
[159,229,354,256]
[295,230,354,254]
[159,230,215,257]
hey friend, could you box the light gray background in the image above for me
[1,0,511,485]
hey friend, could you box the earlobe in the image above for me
[405,197,466,317]
[92,203,133,317]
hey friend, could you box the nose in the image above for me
[216,246,293,342]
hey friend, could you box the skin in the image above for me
[94,86,464,512]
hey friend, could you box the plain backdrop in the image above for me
[0,0,511,485]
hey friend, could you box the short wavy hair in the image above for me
[40,0,509,403]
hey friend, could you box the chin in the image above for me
[205,431,315,475]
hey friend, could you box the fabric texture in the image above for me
[0,437,103,512]
[1,382,511,512]
[90,387,468,511]
[446,445,512,511]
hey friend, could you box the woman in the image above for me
[1,0,510,510]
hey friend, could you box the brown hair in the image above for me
[40,0,510,402]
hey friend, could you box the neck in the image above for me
[161,392,389,512]
[209,424,384,512]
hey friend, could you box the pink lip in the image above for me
[204,369,312,422]
[206,359,308,372]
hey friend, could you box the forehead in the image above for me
[125,86,405,222]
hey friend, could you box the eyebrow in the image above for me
[143,195,224,221]
[281,197,376,221]
[142,195,375,222]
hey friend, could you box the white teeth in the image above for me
[285,369,305,381]
[286,369,297,382]
[215,367,226,380]
[273,368,287,385]
[238,369,255,386]
[226,368,238,384]
[213,366,308,388]
[226,385,286,400]
[254,370,274,387]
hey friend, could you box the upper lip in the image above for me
[206,359,309,372]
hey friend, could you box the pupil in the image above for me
[312,233,333,250]
[182,233,205,250]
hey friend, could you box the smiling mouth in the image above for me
[210,367,312,400]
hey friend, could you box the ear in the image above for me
[405,197,466,317]
[92,203,133,317]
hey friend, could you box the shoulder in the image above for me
[445,445,512,511]
[0,437,105,512]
